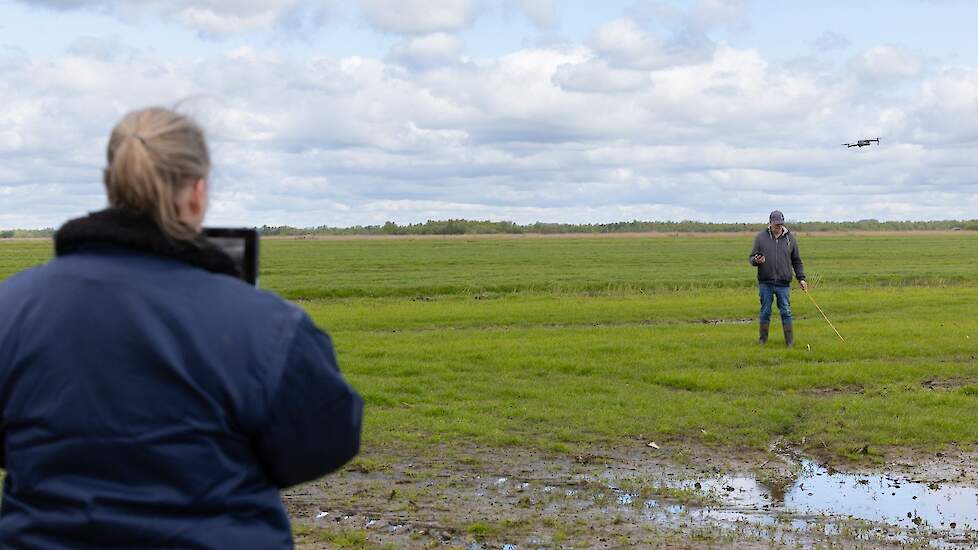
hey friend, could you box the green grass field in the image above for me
[2,232,977,461]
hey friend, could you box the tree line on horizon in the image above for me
[256,218,978,236]
[3,218,977,239]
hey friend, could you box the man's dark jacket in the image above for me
[749,226,806,285]
[0,209,362,549]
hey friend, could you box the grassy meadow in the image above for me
[2,232,978,461]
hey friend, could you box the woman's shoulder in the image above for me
[0,263,52,302]
[199,271,300,313]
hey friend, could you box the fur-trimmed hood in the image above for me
[54,207,239,278]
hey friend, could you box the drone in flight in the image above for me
[843,138,880,148]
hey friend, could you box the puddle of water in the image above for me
[784,460,978,531]
[681,475,770,507]
[684,459,978,533]
[687,508,778,527]
[467,456,975,548]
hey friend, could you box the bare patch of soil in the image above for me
[919,377,977,391]
[799,385,865,396]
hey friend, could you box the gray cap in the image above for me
[769,210,785,223]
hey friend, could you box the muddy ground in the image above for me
[285,440,978,549]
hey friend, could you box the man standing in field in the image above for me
[749,210,807,347]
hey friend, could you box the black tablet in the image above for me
[203,228,259,286]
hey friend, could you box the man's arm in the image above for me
[749,235,763,266]
[791,238,806,286]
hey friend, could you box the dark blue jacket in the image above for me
[0,210,362,549]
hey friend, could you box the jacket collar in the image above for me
[767,225,790,239]
[55,208,240,278]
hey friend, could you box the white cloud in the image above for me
[590,17,714,70]
[852,45,923,82]
[911,67,978,144]
[66,35,138,61]
[687,0,748,31]
[171,4,285,34]
[14,0,90,9]
[552,58,650,94]
[14,0,333,35]
[516,0,555,28]
[390,33,464,67]
[357,0,475,34]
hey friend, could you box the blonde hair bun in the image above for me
[104,107,210,240]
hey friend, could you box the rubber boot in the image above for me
[758,323,769,344]
[783,325,794,348]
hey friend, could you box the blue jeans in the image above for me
[758,283,792,326]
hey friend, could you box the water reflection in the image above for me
[683,459,978,532]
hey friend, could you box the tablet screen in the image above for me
[202,228,259,286]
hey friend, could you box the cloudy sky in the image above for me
[2,0,977,229]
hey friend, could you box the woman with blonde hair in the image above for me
[0,107,362,548]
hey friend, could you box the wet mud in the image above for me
[286,442,978,549]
